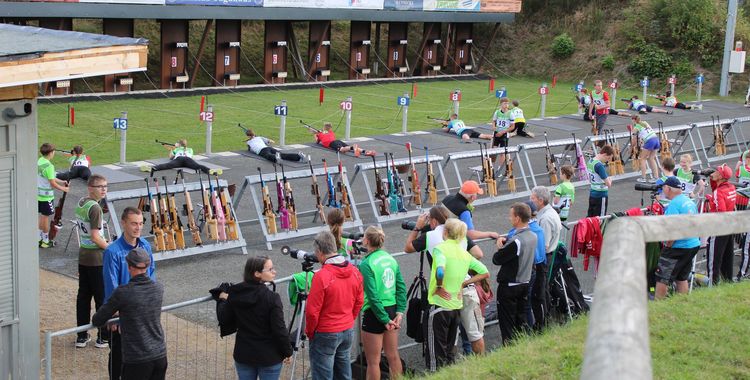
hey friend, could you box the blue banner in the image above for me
[383,0,422,10]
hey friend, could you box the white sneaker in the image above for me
[297,152,306,162]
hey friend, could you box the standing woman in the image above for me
[327,208,360,261]
[630,115,661,183]
[358,226,407,380]
[217,256,292,380]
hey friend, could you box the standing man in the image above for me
[705,165,737,284]
[103,207,156,380]
[654,177,701,299]
[586,145,614,217]
[74,174,110,349]
[38,143,69,248]
[492,203,537,345]
[305,231,363,380]
[442,181,501,241]
[530,187,561,329]
[590,80,611,135]
[93,248,167,380]
[490,97,516,170]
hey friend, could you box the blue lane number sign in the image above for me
[696,75,704,84]
[575,84,583,92]
[640,79,650,87]
[495,89,507,98]
[113,118,128,130]
[397,96,410,106]
[274,105,288,116]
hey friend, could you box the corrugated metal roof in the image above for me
[0,23,148,62]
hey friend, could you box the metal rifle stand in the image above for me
[693,116,750,164]
[519,137,582,188]
[288,262,314,380]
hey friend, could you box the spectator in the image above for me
[734,153,750,280]
[425,219,489,371]
[654,177,701,300]
[654,157,676,206]
[74,174,110,349]
[102,207,155,380]
[404,205,483,262]
[530,187,562,329]
[507,201,545,330]
[217,256,292,380]
[305,231,363,380]
[553,165,576,221]
[37,143,69,248]
[586,145,614,217]
[442,181,501,241]
[705,165,737,284]
[675,154,705,198]
[93,248,166,380]
[493,203,537,345]
[358,226,406,380]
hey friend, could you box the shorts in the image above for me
[637,105,653,113]
[460,287,484,342]
[361,305,397,334]
[642,137,661,151]
[459,129,481,139]
[595,113,608,130]
[587,195,608,218]
[492,134,509,148]
[655,246,700,284]
[38,200,54,216]
[329,140,347,151]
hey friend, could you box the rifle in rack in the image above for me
[178,170,202,246]
[658,121,672,161]
[144,178,166,251]
[424,146,438,205]
[609,129,625,175]
[273,164,290,231]
[155,140,176,149]
[323,159,339,209]
[208,173,227,241]
[280,164,299,230]
[504,145,516,193]
[572,133,588,181]
[544,131,558,185]
[300,120,322,133]
[372,155,391,216]
[390,153,408,212]
[200,174,219,241]
[405,143,422,208]
[603,130,613,176]
[309,157,327,224]
[257,167,277,234]
[154,177,177,250]
[712,116,727,155]
[48,157,76,242]
[630,127,642,171]
[479,142,497,197]
[216,174,239,239]
[337,153,353,220]
[162,176,186,250]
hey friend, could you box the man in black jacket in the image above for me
[93,248,167,380]
[492,203,537,345]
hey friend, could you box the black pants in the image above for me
[515,122,532,137]
[256,147,302,163]
[424,306,460,372]
[707,235,734,284]
[530,262,549,331]
[109,330,122,380]
[76,265,106,340]
[587,196,608,218]
[496,283,529,345]
[122,357,168,380]
[151,156,210,174]
[57,166,91,181]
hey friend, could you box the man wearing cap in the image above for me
[654,177,701,300]
[705,165,737,284]
[442,181,501,241]
[102,207,156,380]
[93,248,167,380]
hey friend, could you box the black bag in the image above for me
[548,244,589,320]
[351,353,409,380]
[405,251,429,343]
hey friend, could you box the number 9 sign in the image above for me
[397,96,410,106]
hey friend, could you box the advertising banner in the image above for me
[423,0,479,11]
[165,0,261,5]
[382,0,422,10]
[263,0,381,8]
[79,0,166,3]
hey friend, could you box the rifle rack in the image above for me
[104,180,248,261]
[518,137,584,188]
[233,166,363,250]
[691,116,750,165]
[350,154,449,226]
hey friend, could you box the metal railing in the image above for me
[581,210,750,380]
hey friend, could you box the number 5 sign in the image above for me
[340,100,353,111]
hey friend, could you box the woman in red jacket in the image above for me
[705,164,737,284]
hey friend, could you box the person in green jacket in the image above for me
[38,143,69,248]
[358,226,406,380]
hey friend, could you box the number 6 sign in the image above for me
[539,86,549,95]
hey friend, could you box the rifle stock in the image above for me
[372,155,391,216]
[281,164,299,230]
[323,159,339,209]
[544,132,559,185]
[163,176,186,249]
[424,147,438,205]
[389,153,407,212]
[144,178,166,251]
[209,174,227,241]
[179,171,202,246]
[49,160,75,242]
[200,174,219,241]
[337,154,352,220]
[257,168,277,234]
[658,121,672,161]
[405,143,422,208]
[504,146,516,193]
[309,157,327,224]
[573,133,588,181]
[479,143,497,196]
[154,178,177,250]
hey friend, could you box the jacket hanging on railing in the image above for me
[570,217,603,272]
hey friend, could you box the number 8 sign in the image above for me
[449,91,461,101]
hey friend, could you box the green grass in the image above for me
[38,77,744,168]
[417,282,750,380]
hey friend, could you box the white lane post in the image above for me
[344,96,353,140]
[205,104,213,155]
[452,89,460,116]
[696,73,704,103]
[540,82,548,118]
[402,92,409,134]
[279,99,287,146]
[611,78,618,105]
[119,111,127,165]
[670,74,676,95]
[642,76,649,105]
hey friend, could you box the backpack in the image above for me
[405,251,429,343]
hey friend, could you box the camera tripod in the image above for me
[287,261,314,380]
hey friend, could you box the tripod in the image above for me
[288,261,314,380]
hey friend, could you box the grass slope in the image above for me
[419,282,750,380]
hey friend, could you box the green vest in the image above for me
[172,147,194,158]
[75,198,104,249]
[554,181,576,219]
[676,167,696,194]
[738,164,750,187]
[37,157,55,201]
[634,122,657,142]
[586,159,607,192]
[591,90,607,111]
[361,249,399,312]
[493,109,512,132]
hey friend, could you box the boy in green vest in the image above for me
[38,143,69,248]
[586,145,614,217]
[553,165,576,222]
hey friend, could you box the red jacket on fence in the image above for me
[571,217,603,272]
